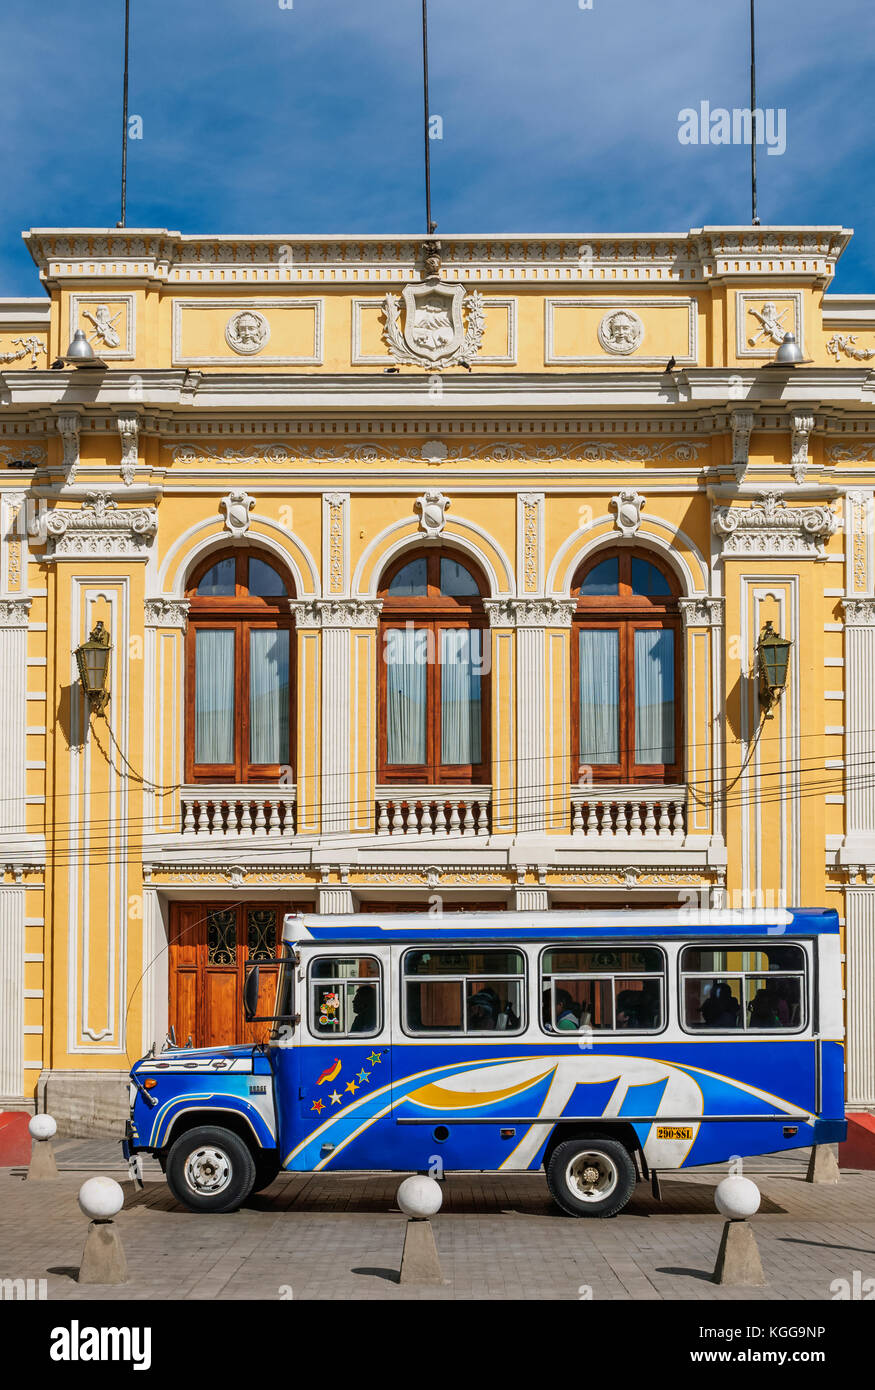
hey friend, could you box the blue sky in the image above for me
[0,0,873,295]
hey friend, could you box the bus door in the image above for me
[290,946,392,1169]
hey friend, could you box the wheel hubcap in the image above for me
[184,1145,232,1195]
[566,1150,618,1203]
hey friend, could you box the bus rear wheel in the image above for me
[166,1126,256,1213]
[547,1137,636,1218]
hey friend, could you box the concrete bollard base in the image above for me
[27,1139,58,1181]
[806,1143,840,1184]
[78,1219,128,1285]
[399,1217,443,1285]
[713,1218,766,1286]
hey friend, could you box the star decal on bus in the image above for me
[357,1069,371,1084]
[345,1079,359,1095]
[310,1099,325,1115]
[328,1090,342,1105]
[367,1051,382,1065]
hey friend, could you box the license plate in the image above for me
[655,1125,694,1141]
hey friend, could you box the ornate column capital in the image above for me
[842,597,875,627]
[290,598,383,629]
[144,597,189,630]
[0,597,32,629]
[679,596,725,629]
[484,597,577,629]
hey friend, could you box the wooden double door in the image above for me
[169,902,304,1048]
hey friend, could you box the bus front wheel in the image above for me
[165,1126,256,1213]
[547,1137,636,1218]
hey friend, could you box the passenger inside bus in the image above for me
[349,984,378,1033]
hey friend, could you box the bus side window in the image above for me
[540,947,665,1033]
[402,950,526,1035]
[680,944,806,1032]
[308,956,382,1037]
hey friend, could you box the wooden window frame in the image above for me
[378,549,490,786]
[185,549,296,785]
[571,550,683,785]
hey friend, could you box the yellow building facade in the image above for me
[1,225,873,1131]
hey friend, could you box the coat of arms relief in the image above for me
[381,243,486,367]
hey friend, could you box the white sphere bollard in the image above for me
[78,1175,125,1221]
[29,1113,57,1141]
[77,1176,128,1286]
[714,1174,761,1220]
[396,1174,443,1219]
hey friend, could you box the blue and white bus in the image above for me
[124,908,847,1217]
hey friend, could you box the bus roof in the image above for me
[282,907,839,944]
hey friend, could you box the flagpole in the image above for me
[750,0,760,226]
[119,0,131,228]
[422,0,435,234]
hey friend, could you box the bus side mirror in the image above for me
[243,965,260,1022]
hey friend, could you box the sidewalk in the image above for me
[0,1142,872,1301]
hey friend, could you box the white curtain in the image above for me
[249,629,289,765]
[579,628,619,765]
[441,628,482,765]
[195,629,235,764]
[634,628,675,763]
[386,627,428,764]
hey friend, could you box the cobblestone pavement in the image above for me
[0,1142,872,1301]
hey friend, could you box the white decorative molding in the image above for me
[164,436,707,466]
[0,597,32,628]
[712,492,838,558]
[545,296,698,366]
[0,882,26,1099]
[827,443,875,463]
[225,309,270,355]
[597,308,644,356]
[382,279,485,367]
[517,493,544,595]
[826,333,875,362]
[220,490,255,538]
[842,597,875,627]
[318,599,383,629]
[117,415,139,487]
[352,296,515,366]
[789,412,815,486]
[679,597,724,628]
[484,597,577,628]
[323,492,349,596]
[0,336,45,367]
[735,291,804,358]
[415,489,451,538]
[171,298,323,366]
[69,293,135,359]
[845,887,875,1106]
[56,414,80,483]
[730,408,755,481]
[144,597,190,630]
[610,489,645,538]
[34,491,158,560]
[0,443,46,469]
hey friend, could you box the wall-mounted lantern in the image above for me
[74,621,112,713]
[757,620,792,716]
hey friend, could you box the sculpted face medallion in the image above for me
[597,309,644,356]
[225,310,270,355]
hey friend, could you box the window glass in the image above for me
[194,629,235,764]
[541,946,665,1033]
[634,628,675,763]
[440,557,479,596]
[440,628,482,765]
[249,629,289,764]
[197,557,236,597]
[403,950,525,1034]
[248,556,286,597]
[385,627,428,765]
[681,944,806,1031]
[630,557,672,596]
[580,556,619,596]
[388,558,428,597]
[309,956,381,1036]
[579,629,619,764]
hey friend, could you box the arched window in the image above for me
[378,549,490,785]
[572,550,682,784]
[186,549,295,783]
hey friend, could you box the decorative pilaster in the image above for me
[841,597,875,861]
[117,415,139,487]
[845,885,875,1107]
[56,413,80,484]
[789,412,814,486]
[313,599,382,836]
[0,880,26,1100]
[517,493,544,594]
[731,409,755,482]
[323,493,349,595]
[0,598,31,842]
